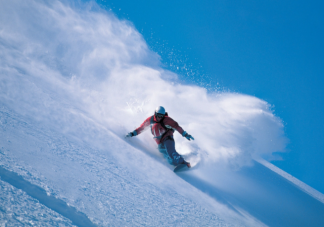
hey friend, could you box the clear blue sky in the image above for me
[95,0,324,193]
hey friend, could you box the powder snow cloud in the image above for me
[0,0,287,168]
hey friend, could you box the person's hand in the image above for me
[126,130,137,138]
[182,131,194,141]
[126,132,134,138]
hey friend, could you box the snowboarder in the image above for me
[126,106,194,169]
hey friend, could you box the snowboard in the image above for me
[173,163,190,173]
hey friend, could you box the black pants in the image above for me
[158,136,184,166]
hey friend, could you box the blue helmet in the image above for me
[155,106,165,115]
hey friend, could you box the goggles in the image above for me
[155,113,165,118]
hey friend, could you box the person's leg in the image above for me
[163,138,184,166]
[158,143,174,164]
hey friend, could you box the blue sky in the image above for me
[95,0,324,193]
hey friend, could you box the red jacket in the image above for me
[135,114,185,144]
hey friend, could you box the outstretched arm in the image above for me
[126,116,151,138]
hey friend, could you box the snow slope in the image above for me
[1,105,324,227]
[0,106,261,226]
[1,0,324,226]
[0,179,74,226]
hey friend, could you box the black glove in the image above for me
[126,130,137,138]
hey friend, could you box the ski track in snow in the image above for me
[0,106,249,227]
[0,179,74,227]
[0,165,95,227]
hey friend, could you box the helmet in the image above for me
[155,106,165,115]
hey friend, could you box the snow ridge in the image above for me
[0,166,96,227]
[257,159,324,204]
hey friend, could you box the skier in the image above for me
[126,106,194,168]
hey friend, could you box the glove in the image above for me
[126,130,137,138]
[182,131,194,141]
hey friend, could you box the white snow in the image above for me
[0,179,74,226]
[0,105,260,226]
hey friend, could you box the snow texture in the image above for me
[0,180,74,227]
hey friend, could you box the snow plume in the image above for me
[0,0,286,168]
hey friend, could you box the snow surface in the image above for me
[0,105,258,226]
[1,0,324,226]
[0,179,74,226]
